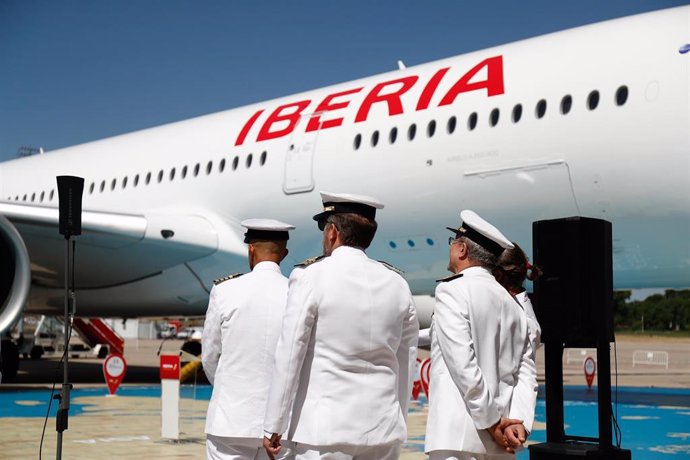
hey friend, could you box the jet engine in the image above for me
[0,215,31,335]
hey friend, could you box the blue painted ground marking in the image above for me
[2,385,689,458]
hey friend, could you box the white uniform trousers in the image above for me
[293,442,399,460]
[207,435,294,460]
[429,451,510,460]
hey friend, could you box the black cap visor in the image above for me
[244,229,289,243]
[446,224,504,257]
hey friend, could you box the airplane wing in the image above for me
[0,202,223,289]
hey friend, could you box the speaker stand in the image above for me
[55,236,73,460]
[529,341,631,459]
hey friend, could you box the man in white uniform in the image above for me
[425,210,538,460]
[203,219,296,460]
[263,192,419,460]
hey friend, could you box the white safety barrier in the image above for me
[565,348,596,365]
[632,350,669,369]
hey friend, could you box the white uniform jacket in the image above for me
[516,291,542,359]
[202,261,289,438]
[425,266,537,455]
[264,246,419,447]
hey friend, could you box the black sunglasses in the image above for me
[318,219,338,232]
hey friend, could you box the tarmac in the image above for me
[1,334,688,459]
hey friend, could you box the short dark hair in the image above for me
[328,213,377,249]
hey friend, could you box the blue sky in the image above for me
[0,0,686,162]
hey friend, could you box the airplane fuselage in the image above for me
[0,6,688,322]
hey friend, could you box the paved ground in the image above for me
[1,334,688,459]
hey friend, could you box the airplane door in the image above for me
[283,115,318,194]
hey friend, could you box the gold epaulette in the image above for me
[213,273,243,285]
[436,273,464,283]
[294,255,326,268]
[378,260,404,275]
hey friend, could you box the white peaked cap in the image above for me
[241,218,295,243]
[312,191,384,223]
[446,210,514,256]
[318,191,384,209]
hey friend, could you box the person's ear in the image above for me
[459,241,468,258]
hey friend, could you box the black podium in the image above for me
[529,217,631,459]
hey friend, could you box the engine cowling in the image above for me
[0,215,31,334]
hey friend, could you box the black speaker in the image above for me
[532,216,614,346]
[57,176,84,237]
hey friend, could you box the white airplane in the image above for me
[0,6,688,373]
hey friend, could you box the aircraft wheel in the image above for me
[181,340,201,358]
[30,345,44,360]
[1,339,19,381]
[97,345,109,359]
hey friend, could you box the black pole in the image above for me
[544,342,565,443]
[55,236,72,460]
[597,341,613,449]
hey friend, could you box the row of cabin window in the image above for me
[353,86,629,150]
[8,151,268,203]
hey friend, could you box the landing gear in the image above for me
[1,339,19,381]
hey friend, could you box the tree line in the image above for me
[613,289,690,332]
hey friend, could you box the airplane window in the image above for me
[100,180,106,192]
[49,190,54,201]
[588,90,600,110]
[561,95,573,115]
[89,183,95,194]
[145,172,151,185]
[389,241,397,249]
[233,156,239,170]
[371,130,379,147]
[169,168,176,181]
[22,194,27,201]
[134,174,139,187]
[408,124,417,141]
[260,151,267,166]
[111,178,117,190]
[489,108,500,127]
[536,99,547,119]
[512,104,523,123]
[157,170,164,183]
[194,163,200,177]
[407,239,415,248]
[353,134,361,150]
[447,116,456,134]
[206,161,213,175]
[246,154,253,168]
[31,193,35,202]
[615,86,628,106]
[181,166,187,179]
[427,120,436,137]
[389,127,398,144]
[40,191,45,202]
[467,112,478,131]
[220,159,226,172]
[122,176,128,189]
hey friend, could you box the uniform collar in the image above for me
[458,265,492,277]
[252,261,282,272]
[331,245,366,258]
